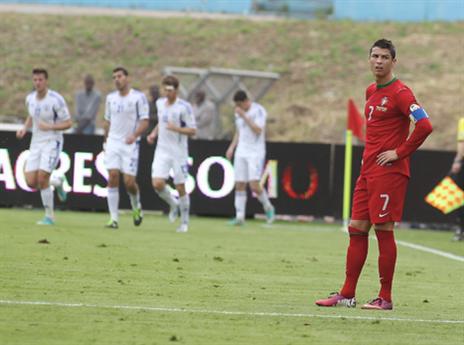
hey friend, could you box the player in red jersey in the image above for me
[315,39,433,310]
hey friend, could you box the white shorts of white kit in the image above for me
[25,139,63,173]
[104,138,140,176]
[234,154,265,182]
[151,150,188,185]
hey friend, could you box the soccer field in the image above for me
[0,209,463,345]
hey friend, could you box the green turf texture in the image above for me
[0,209,463,345]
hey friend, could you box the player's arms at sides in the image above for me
[146,125,159,145]
[16,116,32,139]
[226,131,239,161]
[236,107,262,135]
[377,105,433,166]
[166,122,196,137]
[38,118,73,131]
[126,119,149,144]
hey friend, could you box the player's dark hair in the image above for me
[370,39,396,59]
[162,75,179,89]
[233,90,248,102]
[113,66,129,76]
[32,68,48,79]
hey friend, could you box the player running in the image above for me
[103,67,149,229]
[16,68,72,225]
[315,39,433,310]
[226,90,275,226]
[147,76,196,233]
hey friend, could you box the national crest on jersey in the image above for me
[376,96,389,112]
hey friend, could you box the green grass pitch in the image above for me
[0,208,463,345]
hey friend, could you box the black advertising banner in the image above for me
[0,132,330,218]
[0,131,456,223]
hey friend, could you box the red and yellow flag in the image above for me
[425,177,464,214]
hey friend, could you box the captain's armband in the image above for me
[409,104,429,123]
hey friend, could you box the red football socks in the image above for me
[340,226,369,298]
[375,229,397,303]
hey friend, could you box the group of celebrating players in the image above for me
[16,38,433,310]
[16,67,275,233]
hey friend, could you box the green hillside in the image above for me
[0,13,462,149]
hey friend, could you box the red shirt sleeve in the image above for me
[394,87,433,159]
[396,119,433,159]
[395,86,417,117]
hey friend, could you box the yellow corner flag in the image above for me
[425,176,464,214]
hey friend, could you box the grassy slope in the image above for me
[0,209,462,345]
[0,14,462,149]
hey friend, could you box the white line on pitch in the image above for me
[395,240,464,262]
[0,299,463,324]
[367,236,464,263]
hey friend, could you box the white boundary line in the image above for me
[368,236,464,263]
[0,299,463,324]
[396,239,464,262]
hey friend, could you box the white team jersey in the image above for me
[26,89,70,144]
[105,88,149,142]
[156,97,196,158]
[235,102,267,157]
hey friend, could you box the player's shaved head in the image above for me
[112,67,130,94]
[370,39,396,59]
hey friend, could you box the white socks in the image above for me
[257,190,273,212]
[40,187,54,219]
[235,190,247,221]
[179,194,190,225]
[128,191,141,211]
[107,187,119,222]
[49,173,63,188]
[156,186,177,208]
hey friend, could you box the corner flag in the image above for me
[425,176,464,214]
[347,99,364,142]
[342,99,365,227]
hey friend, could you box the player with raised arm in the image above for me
[315,39,433,310]
[147,76,196,233]
[226,90,275,226]
[16,68,72,225]
[103,67,149,229]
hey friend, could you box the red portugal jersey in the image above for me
[361,78,418,178]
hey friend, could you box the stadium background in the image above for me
[0,0,463,226]
[0,2,463,345]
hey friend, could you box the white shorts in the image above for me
[151,150,188,185]
[104,138,140,176]
[25,139,63,173]
[234,155,265,182]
